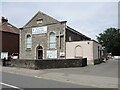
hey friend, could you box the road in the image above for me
[1,71,93,89]
[0,59,119,89]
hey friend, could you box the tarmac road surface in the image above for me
[1,72,94,89]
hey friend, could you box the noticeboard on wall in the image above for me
[0,52,8,59]
[60,52,65,57]
[47,50,57,58]
[32,26,47,34]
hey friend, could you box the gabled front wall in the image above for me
[24,12,59,28]
[20,12,66,60]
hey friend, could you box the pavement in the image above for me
[0,59,119,88]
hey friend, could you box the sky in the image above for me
[1,2,118,40]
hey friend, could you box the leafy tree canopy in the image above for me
[97,28,120,56]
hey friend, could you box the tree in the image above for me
[97,28,120,56]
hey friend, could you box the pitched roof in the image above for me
[0,22,19,34]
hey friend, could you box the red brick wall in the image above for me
[0,31,2,52]
[2,31,19,55]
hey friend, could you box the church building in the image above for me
[20,11,102,65]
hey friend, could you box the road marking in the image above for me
[0,82,23,90]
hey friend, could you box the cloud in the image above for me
[2,2,118,40]
[0,2,2,17]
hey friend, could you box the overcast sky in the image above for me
[1,2,118,40]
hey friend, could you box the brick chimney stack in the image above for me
[2,17,8,23]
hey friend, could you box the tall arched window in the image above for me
[26,34,32,49]
[75,45,83,58]
[49,32,56,48]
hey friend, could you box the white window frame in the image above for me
[69,36,72,41]
[49,32,56,49]
[26,34,32,50]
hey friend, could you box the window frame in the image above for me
[26,34,32,50]
[49,32,56,49]
[69,36,72,41]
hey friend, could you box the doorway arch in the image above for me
[36,46,43,59]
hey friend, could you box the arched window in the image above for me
[26,34,32,49]
[75,45,83,58]
[49,32,56,48]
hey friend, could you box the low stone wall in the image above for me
[94,59,100,65]
[10,58,87,69]
[94,59,103,65]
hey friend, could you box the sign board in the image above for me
[47,50,57,58]
[60,52,65,57]
[32,26,47,34]
[0,52,8,59]
[12,56,18,59]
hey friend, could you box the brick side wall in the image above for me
[66,28,91,42]
[2,31,19,55]
[66,28,82,42]
[0,31,2,53]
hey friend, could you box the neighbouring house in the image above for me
[0,17,20,59]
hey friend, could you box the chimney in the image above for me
[1,17,8,23]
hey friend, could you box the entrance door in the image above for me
[37,46,43,59]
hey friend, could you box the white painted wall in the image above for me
[75,46,83,58]
[66,41,102,65]
[93,41,98,60]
